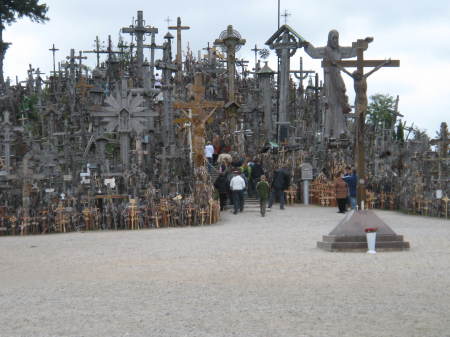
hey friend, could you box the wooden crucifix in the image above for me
[169,17,190,85]
[173,73,224,168]
[323,38,400,209]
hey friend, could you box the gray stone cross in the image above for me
[169,17,190,85]
[214,25,246,103]
[90,78,157,170]
[122,11,158,85]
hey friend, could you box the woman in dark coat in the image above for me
[335,171,348,213]
[214,172,229,211]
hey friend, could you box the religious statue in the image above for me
[173,73,224,168]
[304,30,367,138]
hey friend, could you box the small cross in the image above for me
[281,9,291,24]
[251,44,262,68]
[165,16,172,27]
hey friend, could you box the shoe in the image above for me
[233,211,238,215]
[280,207,285,210]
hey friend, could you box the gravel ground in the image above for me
[1,205,449,337]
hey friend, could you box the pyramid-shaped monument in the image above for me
[317,210,410,252]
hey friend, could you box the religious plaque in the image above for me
[301,163,313,180]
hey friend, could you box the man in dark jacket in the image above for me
[268,167,290,209]
[250,158,264,197]
[214,172,229,211]
[343,166,357,210]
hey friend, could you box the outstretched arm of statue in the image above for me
[303,41,325,59]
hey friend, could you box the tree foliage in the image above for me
[366,94,398,130]
[0,0,49,29]
[0,0,49,87]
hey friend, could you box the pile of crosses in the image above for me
[0,10,449,237]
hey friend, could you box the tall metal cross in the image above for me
[49,44,59,75]
[169,17,190,84]
[322,37,400,208]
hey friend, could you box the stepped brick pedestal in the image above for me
[317,210,410,252]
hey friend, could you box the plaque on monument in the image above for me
[301,163,313,180]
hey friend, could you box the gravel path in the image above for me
[1,205,449,337]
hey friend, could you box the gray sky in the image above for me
[3,0,449,136]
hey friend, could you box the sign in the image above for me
[63,175,72,181]
[104,178,116,188]
[301,163,313,180]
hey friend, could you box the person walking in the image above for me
[335,171,348,213]
[229,170,246,214]
[268,166,290,210]
[204,141,215,172]
[343,166,357,210]
[251,158,264,198]
[214,172,229,211]
[256,175,270,217]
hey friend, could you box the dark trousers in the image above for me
[268,188,285,209]
[219,193,227,211]
[248,179,255,197]
[337,198,347,213]
[259,198,267,216]
[207,157,213,172]
[232,190,244,213]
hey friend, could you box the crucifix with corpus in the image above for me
[173,73,224,168]
[322,37,400,209]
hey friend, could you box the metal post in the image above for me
[303,180,310,205]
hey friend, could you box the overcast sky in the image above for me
[3,0,449,137]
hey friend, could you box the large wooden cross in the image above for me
[173,73,224,168]
[169,17,190,84]
[323,38,400,209]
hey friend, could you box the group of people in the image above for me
[334,166,358,213]
[214,158,291,217]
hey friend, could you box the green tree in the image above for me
[395,121,405,143]
[0,0,49,89]
[366,94,398,130]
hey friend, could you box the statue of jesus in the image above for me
[304,30,367,138]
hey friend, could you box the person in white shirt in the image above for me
[204,141,215,172]
[230,171,246,214]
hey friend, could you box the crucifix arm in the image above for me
[203,107,217,122]
[303,42,325,59]
[330,61,354,78]
[364,59,392,78]
[180,109,190,118]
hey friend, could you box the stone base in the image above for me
[317,210,410,252]
[317,235,410,252]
